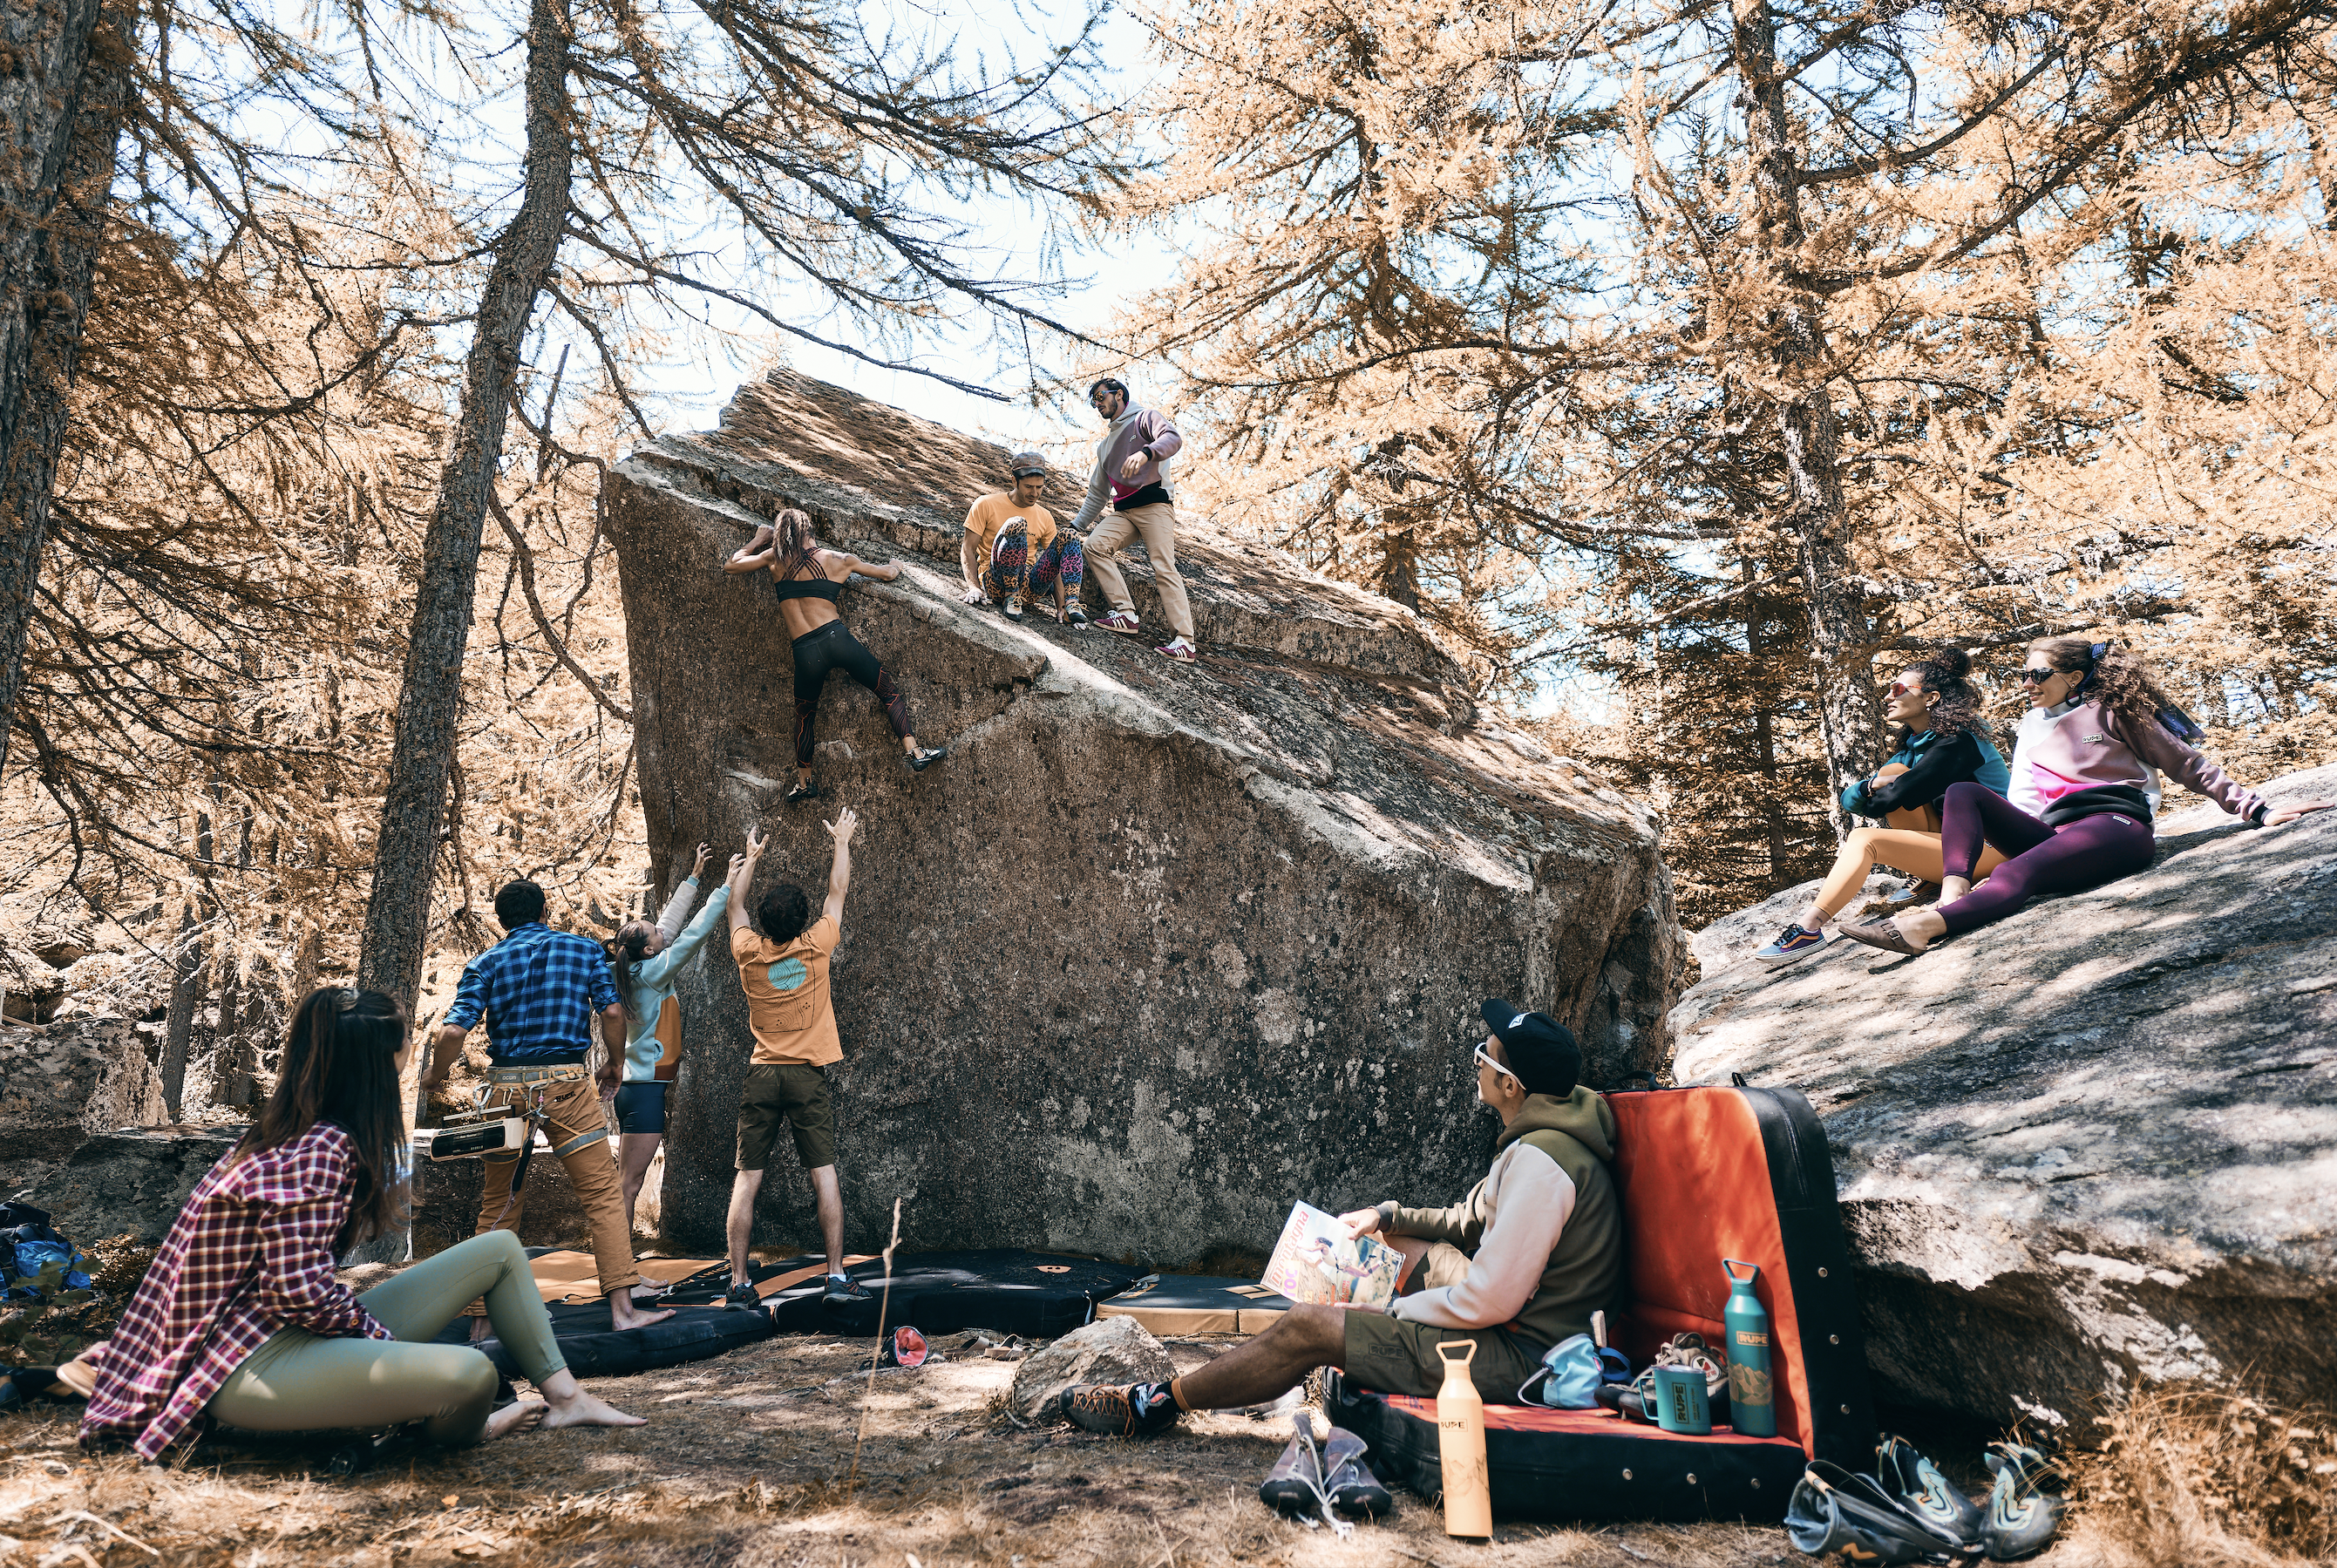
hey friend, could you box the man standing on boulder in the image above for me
[1060,1003,1620,1433]
[423,879,673,1334]
[722,813,868,1310]
[1068,377,1197,663]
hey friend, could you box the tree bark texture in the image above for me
[1731,0,1885,829]
[0,0,111,773]
[355,0,574,1021]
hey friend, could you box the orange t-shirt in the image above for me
[964,492,1056,560]
[731,916,842,1065]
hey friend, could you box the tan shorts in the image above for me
[737,1062,835,1171]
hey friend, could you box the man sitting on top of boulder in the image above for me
[961,451,1086,626]
[1063,1002,1621,1434]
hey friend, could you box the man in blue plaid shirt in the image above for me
[423,879,671,1333]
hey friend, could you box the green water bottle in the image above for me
[1722,1259,1776,1437]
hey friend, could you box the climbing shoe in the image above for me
[1753,923,1826,967]
[721,1279,761,1310]
[1063,605,1089,628]
[905,745,948,773]
[784,778,821,804]
[1785,1460,1968,1565]
[823,1273,871,1305]
[1060,1380,1181,1437]
[1876,1435,1983,1548]
[1321,1425,1393,1519]
[1004,594,1025,621]
[1980,1442,2062,1560]
[1257,1410,1328,1517]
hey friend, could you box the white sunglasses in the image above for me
[1473,1044,1518,1082]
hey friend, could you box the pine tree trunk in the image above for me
[355,0,574,1018]
[0,0,119,770]
[1731,0,1884,825]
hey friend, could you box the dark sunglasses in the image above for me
[2017,667,2060,684]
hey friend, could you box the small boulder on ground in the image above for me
[1006,1315,1175,1425]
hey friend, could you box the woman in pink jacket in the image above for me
[1841,638,2330,955]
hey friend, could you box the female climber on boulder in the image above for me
[1838,638,2333,957]
[1755,648,2014,967]
[78,988,642,1463]
[725,507,946,802]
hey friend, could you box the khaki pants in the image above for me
[474,1066,639,1298]
[1084,501,1194,641]
[208,1230,564,1446]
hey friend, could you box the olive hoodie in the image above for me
[1385,1087,1623,1349]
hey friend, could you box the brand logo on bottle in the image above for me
[1735,1329,1768,1347]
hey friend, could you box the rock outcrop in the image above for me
[603,372,1681,1260]
[1671,764,2337,1436]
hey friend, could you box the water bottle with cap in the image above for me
[1722,1258,1776,1437]
[1434,1341,1492,1538]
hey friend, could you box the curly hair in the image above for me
[1890,647,1991,746]
[2028,635,2178,729]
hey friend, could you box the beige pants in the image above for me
[1084,501,1194,641]
[475,1067,640,1298]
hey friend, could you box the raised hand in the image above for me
[743,825,768,864]
[725,852,748,882]
[823,806,859,845]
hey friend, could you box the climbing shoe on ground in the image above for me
[721,1279,761,1310]
[1321,1425,1393,1518]
[1785,1460,1968,1565]
[1980,1442,2062,1560]
[1838,917,1925,957]
[1595,1334,1729,1426]
[784,778,821,804]
[1258,1410,1328,1517]
[1753,923,1826,967]
[1004,594,1025,621]
[1096,610,1142,635]
[905,745,947,773]
[822,1273,871,1305]
[1060,1380,1181,1437]
[1877,1435,1983,1548]
[1063,605,1089,628]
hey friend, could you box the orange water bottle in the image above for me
[1435,1341,1491,1539]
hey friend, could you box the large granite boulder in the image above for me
[5,1129,238,1244]
[604,372,1681,1261]
[1671,764,2337,1436]
[0,1019,166,1160]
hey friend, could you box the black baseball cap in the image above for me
[1479,1000,1582,1098]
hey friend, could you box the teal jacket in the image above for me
[619,880,730,1081]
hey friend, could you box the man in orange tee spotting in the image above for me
[960,451,1085,627]
[721,810,866,1309]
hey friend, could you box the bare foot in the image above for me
[542,1389,647,1429]
[485,1400,547,1441]
[610,1300,674,1332]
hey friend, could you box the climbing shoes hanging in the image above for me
[1785,1436,2062,1563]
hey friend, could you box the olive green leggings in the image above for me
[207,1229,566,1447]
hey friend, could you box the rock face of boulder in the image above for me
[1671,764,2337,1436]
[7,1130,238,1244]
[1007,1316,1175,1425]
[0,1020,166,1157]
[603,372,1681,1261]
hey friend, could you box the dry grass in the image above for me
[2057,1386,2337,1568]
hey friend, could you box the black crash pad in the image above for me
[761,1250,1142,1337]
[431,1300,774,1380]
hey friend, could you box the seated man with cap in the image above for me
[1062,1001,1622,1435]
[960,452,1086,626]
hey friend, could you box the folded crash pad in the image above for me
[522,1249,741,1303]
[1328,1083,1876,1524]
[763,1250,1142,1337]
[1097,1275,1292,1334]
[432,1300,775,1380]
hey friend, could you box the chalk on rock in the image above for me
[1006,1316,1173,1426]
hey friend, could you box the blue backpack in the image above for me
[0,1202,92,1300]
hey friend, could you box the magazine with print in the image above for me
[1261,1201,1404,1309]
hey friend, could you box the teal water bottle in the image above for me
[1722,1259,1776,1437]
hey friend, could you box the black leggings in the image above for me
[791,621,911,768]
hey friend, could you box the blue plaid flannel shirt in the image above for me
[444,923,621,1065]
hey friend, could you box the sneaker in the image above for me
[1096,611,1142,636]
[1753,923,1826,967]
[1321,1426,1394,1518]
[1004,595,1025,621]
[1877,1436,1982,1547]
[1154,637,1199,664]
[905,744,947,773]
[823,1273,871,1304]
[1060,1380,1181,1437]
[722,1279,760,1309]
[1981,1443,2062,1561]
[1064,605,1089,628]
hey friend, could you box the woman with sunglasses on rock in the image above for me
[1754,648,2012,967]
[79,988,642,1463]
[1839,638,2332,956]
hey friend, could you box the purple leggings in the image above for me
[1935,781,2157,935]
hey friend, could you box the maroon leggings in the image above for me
[1935,781,2157,935]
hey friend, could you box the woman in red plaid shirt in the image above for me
[80,988,642,1461]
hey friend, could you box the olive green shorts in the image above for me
[737,1062,835,1171]
[1342,1313,1549,1405]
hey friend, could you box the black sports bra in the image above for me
[771,574,842,604]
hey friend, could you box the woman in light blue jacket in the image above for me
[604,844,731,1240]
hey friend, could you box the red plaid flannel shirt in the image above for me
[79,1123,393,1461]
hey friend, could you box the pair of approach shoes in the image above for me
[1786,1437,2062,1563]
[1093,610,1199,662]
[1596,1331,1729,1426]
[1259,1410,1392,1525]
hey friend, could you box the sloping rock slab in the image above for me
[1671,764,2337,1436]
[7,1130,238,1245]
[604,372,1681,1263]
